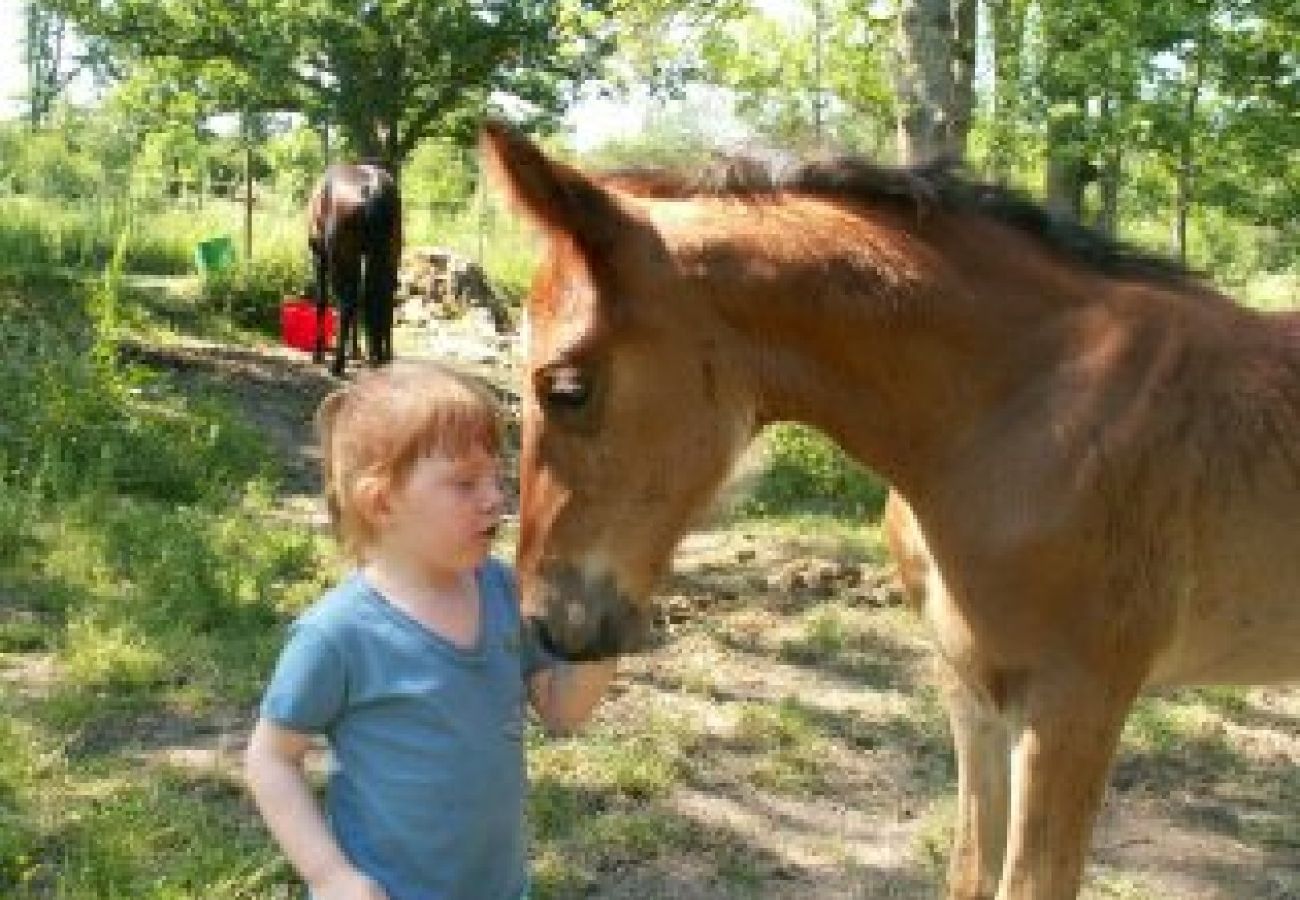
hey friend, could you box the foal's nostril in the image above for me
[525,616,561,659]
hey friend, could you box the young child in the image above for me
[245,361,615,900]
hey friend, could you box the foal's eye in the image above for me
[539,366,591,412]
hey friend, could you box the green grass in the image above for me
[527,713,703,897]
[0,195,268,276]
[733,698,831,793]
[1083,872,1161,900]
[22,765,292,899]
[708,513,890,566]
[912,796,956,880]
[0,198,644,897]
[1122,695,1234,759]
[530,713,699,808]
[0,243,332,897]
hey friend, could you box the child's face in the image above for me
[379,443,505,576]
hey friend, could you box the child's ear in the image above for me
[354,474,392,530]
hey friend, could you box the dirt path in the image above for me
[122,337,337,500]
[117,328,1299,899]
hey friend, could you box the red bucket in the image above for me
[280,299,336,352]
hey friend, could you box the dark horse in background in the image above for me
[307,163,402,376]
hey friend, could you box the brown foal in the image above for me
[483,122,1300,900]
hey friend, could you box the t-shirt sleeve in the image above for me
[259,622,348,733]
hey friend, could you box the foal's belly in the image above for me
[1145,541,1300,687]
[1148,610,1300,687]
[1133,467,1300,688]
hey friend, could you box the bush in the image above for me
[0,719,44,894]
[200,248,310,334]
[733,423,888,519]
[1,239,270,509]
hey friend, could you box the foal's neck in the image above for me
[704,208,1084,497]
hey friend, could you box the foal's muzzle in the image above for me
[525,564,652,661]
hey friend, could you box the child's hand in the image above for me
[528,658,618,735]
[311,866,390,900]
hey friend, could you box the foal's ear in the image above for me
[480,121,629,258]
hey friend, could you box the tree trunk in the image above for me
[813,0,826,146]
[242,112,254,278]
[895,0,957,164]
[1095,91,1121,237]
[1097,147,1121,237]
[949,0,977,158]
[24,2,66,128]
[244,146,253,268]
[340,104,400,172]
[1040,3,1092,220]
[1174,38,1205,264]
[1045,96,1090,220]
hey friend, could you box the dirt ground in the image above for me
[108,327,1300,899]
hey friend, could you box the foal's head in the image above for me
[484,121,1203,661]
[483,125,758,660]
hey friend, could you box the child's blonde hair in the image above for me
[315,361,504,561]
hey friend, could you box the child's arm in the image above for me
[527,659,617,736]
[244,718,387,900]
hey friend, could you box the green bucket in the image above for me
[194,235,236,276]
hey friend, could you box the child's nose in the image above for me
[482,477,505,510]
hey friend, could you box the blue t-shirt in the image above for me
[259,557,552,900]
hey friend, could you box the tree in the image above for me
[985,0,1030,181]
[652,0,894,153]
[893,0,975,163]
[48,0,614,169]
[23,2,72,127]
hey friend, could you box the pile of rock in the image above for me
[393,246,520,369]
[396,246,456,313]
[764,558,904,607]
[396,246,512,334]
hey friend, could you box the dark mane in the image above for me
[602,155,1195,286]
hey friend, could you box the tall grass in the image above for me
[0,196,256,276]
[0,235,330,897]
[0,190,541,339]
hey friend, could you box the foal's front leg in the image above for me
[996,672,1135,900]
[940,659,1010,900]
